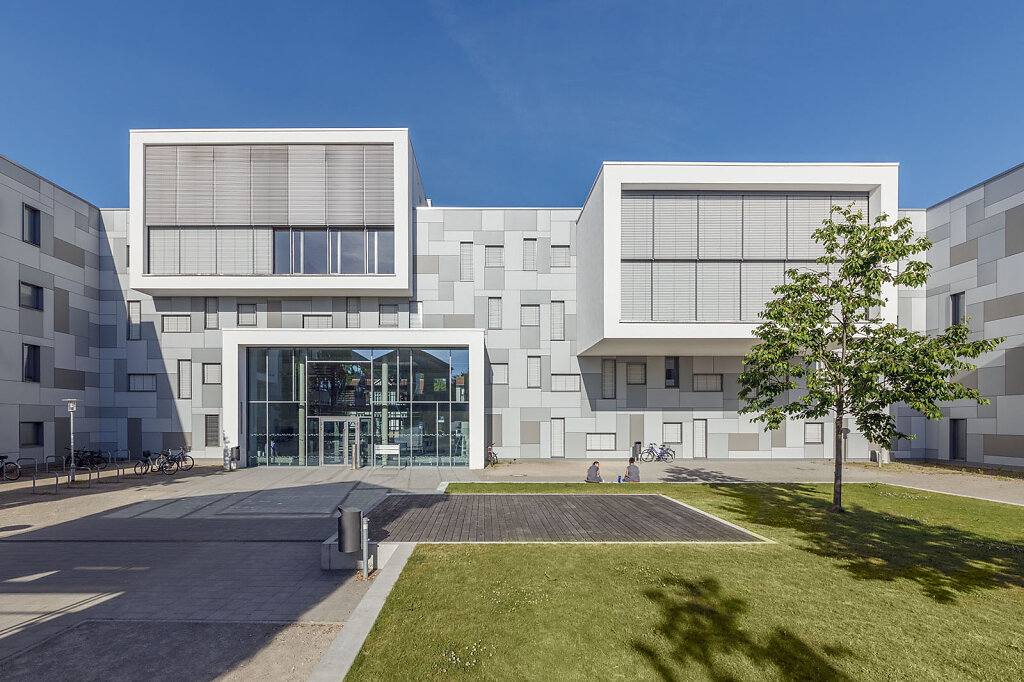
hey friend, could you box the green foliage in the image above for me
[738,205,1002,450]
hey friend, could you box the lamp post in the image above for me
[62,399,78,482]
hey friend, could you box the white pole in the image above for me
[69,407,75,483]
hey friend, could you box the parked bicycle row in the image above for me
[1,447,195,482]
[134,448,195,476]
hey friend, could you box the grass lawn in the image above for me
[346,482,1024,681]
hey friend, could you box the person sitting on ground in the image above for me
[586,461,603,483]
[623,457,640,483]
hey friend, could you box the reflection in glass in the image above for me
[268,403,300,465]
[267,348,294,401]
[303,229,328,274]
[437,405,451,466]
[247,347,267,401]
[247,402,267,466]
[451,349,469,402]
[307,362,370,415]
[451,403,470,466]
[374,229,395,274]
[413,349,450,402]
[339,229,365,274]
[411,404,437,466]
[274,229,291,274]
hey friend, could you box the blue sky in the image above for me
[1,0,1022,209]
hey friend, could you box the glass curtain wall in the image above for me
[246,346,469,467]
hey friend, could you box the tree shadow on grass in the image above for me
[710,483,1024,604]
[633,576,853,682]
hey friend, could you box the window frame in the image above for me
[551,245,571,268]
[692,373,723,392]
[128,373,157,392]
[202,363,222,385]
[161,314,192,334]
[177,359,192,399]
[586,433,616,451]
[663,422,683,443]
[23,344,40,382]
[487,297,502,330]
[804,422,824,445]
[302,314,332,329]
[204,297,219,329]
[485,245,504,268]
[379,303,399,328]
[951,291,966,325]
[237,303,257,327]
[601,359,616,399]
[520,304,540,327]
[23,204,41,246]
[488,363,509,385]
[551,374,581,392]
[205,414,220,447]
[19,282,43,311]
[526,356,542,388]
[20,421,44,447]
[626,362,647,385]
[665,357,679,388]
[523,238,538,270]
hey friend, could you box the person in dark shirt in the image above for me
[623,457,640,482]
[586,461,603,483]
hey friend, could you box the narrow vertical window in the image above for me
[346,297,360,328]
[205,414,220,447]
[204,297,219,329]
[127,301,142,340]
[520,304,540,327]
[202,363,222,385]
[487,297,502,330]
[523,238,537,270]
[551,301,565,341]
[23,344,41,382]
[485,245,504,267]
[237,303,257,327]
[23,204,41,246]
[379,304,399,328]
[177,359,192,399]
[665,357,679,388]
[527,356,541,388]
[460,242,473,281]
[410,301,422,328]
[951,292,965,325]
[601,359,616,399]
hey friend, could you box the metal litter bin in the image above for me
[632,441,642,458]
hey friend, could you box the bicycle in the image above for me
[0,455,21,481]
[167,447,194,472]
[134,450,178,476]
[64,447,107,470]
[486,443,499,467]
[640,442,675,463]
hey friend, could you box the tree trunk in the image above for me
[832,405,845,513]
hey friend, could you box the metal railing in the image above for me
[32,471,59,494]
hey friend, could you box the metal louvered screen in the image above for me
[627,363,646,385]
[204,297,218,329]
[551,374,580,391]
[203,363,222,385]
[379,304,399,327]
[346,297,360,328]
[489,363,508,385]
[698,194,742,259]
[460,242,473,281]
[485,245,504,267]
[177,359,192,399]
[743,194,787,258]
[697,262,740,321]
[551,300,565,341]
[831,193,869,223]
[145,146,177,225]
[303,315,332,329]
[213,146,251,225]
[253,227,273,274]
[148,228,180,274]
[787,195,830,259]
[410,301,422,328]
[586,433,615,450]
[663,422,682,443]
[523,239,537,270]
[601,359,616,399]
[550,418,565,457]
[162,315,191,333]
[653,262,696,322]
[251,146,289,224]
[551,245,570,267]
[176,146,214,224]
[487,298,502,330]
[364,144,395,226]
[327,145,364,226]
[237,303,257,326]
[741,262,785,321]
[216,228,254,274]
[205,415,220,447]
[621,262,652,321]
[621,193,653,258]
[654,194,697,258]
[180,228,217,274]
[521,304,540,327]
[288,145,326,225]
[693,374,723,392]
[527,356,541,388]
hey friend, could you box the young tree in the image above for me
[738,206,1001,512]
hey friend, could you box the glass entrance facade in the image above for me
[246,346,469,467]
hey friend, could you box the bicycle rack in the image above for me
[17,457,38,475]
[96,463,126,484]
[44,455,61,472]
[32,471,60,494]
[66,468,93,488]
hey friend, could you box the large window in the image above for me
[693,374,723,392]
[267,227,399,275]
[20,421,43,447]
[245,346,470,467]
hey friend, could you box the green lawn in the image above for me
[346,483,1024,681]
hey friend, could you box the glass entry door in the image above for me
[319,418,358,467]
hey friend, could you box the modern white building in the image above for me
[1,128,1017,469]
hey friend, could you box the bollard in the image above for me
[338,506,362,553]
[362,516,369,579]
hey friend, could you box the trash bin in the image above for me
[230,446,239,470]
[632,441,642,458]
[338,507,362,553]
